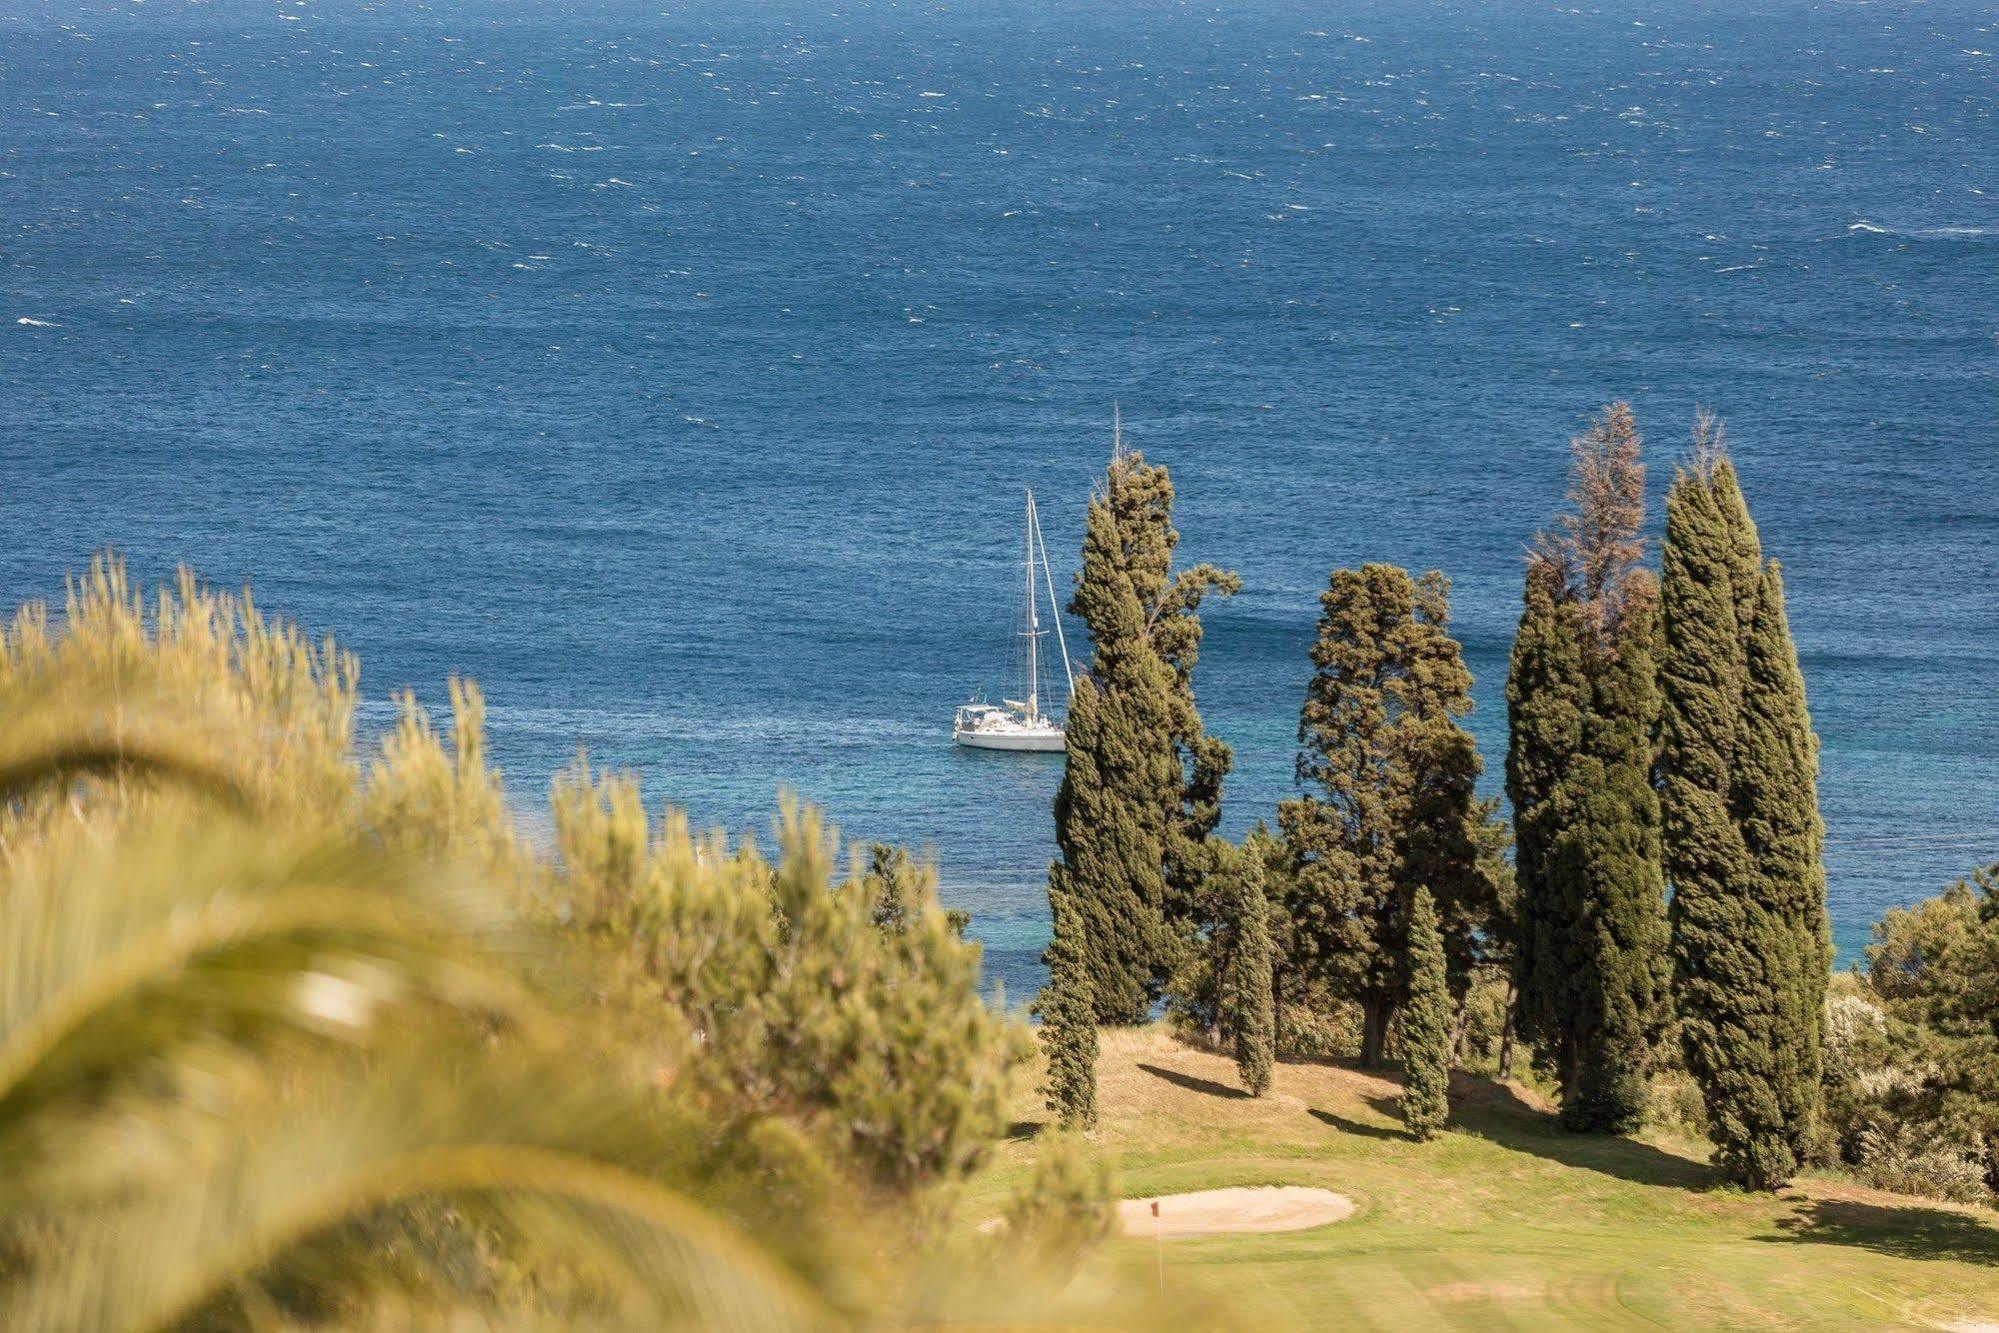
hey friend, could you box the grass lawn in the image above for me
[974,1027,1999,1329]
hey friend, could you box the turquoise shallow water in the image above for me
[3,0,1995,997]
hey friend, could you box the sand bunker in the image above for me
[1117,1186,1355,1238]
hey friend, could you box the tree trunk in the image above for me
[1270,968,1286,1059]
[1450,995,1472,1068]
[1497,975,1519,1079]
[1208,937,1234,1048]
[1361,993,1390,1067]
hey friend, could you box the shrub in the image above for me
[1853,1123,1992,1206]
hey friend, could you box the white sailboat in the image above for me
[953,489,1074,753]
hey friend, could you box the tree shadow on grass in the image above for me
[1760,1198,1999,1266]
[1006,1120,1045,1142]
[1410,1074,1720,1192]
[1308,1107,1408,1142]
[1137,1063,1251,1100]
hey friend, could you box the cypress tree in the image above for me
[1086,450,1240,965]
[1048,447,1236,1022]
[1507,556,1588,1065]
[1049,673,1172,1023]
[1556,583,1671,1131]
[1661,435,1825,1189]
[1737,557,1832,1161]
[1509,406,1670,1132]
[1399,886,1452,1140]
[1039,898,1100,1131]
[1280,565,1482,1066]
[1217,842,1276,1097]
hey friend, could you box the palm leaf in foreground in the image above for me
[7,1054,836,1333]
[0,819,527,1192]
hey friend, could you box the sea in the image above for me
[3,0,1995,1000]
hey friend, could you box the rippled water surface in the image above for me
[4,0,1995,996]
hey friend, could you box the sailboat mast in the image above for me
[1031,492,1075,706]
[1024,489,1039,724]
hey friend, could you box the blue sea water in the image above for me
[3,0,1995,999]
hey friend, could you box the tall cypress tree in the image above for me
[1509,406,1670,1132]
[1089,451,1240,963]
[1048,448,1235,1023]
[1737,557,1832,1162]
[1555,582,1671,1131]
[1661,435,1827,1189]
[1049,672,1173,1024]
[1039,909,1100,1131]
[1508,556,1588,1065]
[1217,841,1276,1097]
[1280,565,1482,1066]
[1399,886,1452,1141]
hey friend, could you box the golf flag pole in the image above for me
[1152,1198,1163,1292]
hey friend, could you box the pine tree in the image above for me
[1509,406,1670,1132]
[1280,565,1482,1066]
[1217,842,1276,1097]
[1048,447,1236,1022]
[1039,899,1100,1131]
[1398,886,1452,1141]
[1661,430,1825,1190]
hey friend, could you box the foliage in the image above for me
[365,678,528,880]
[0,555,358,829]
[1279,564,1488,1066]
[1851,1122,1992,1206]
[997,1132,1115,1271]
[1038,909,1101,1131]
[0,809,831,1329]
[1510,408,1670,1133]
[1049,449,1237,1024]
[1834,868,1999,1204]
[1661,435,1830,1189]
[1865,865,1999,1038]
[547,755,1030,1193]
[1396,888,1452,1141]
[1452,966,1519,1078]
[1047,675,1170,1024]
[0,560,1127,1329]
[1507,555,1588,1064]
[864,842,970,938]
[1215,841,1276,1097]
[1550,585,1670,1131]
[1082,447,1241,926]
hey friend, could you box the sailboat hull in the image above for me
[954,725,1065,753]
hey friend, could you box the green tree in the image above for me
[865,842,970,937]
[1860,865,1999,1196]
[1509,558,1589,1067]
[1083,447,1241,909]
[1049,448,1236,1022]
[1280,565,1484,1066]
[1217,841,1277,1096]
[1399,887,1452,1140]
[1038,905,1101,1131]
[1738,556,1834,1159]
[1554,583,1671,1130]
[1661,427,1829,1189]
[1511,407,1671,1132]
